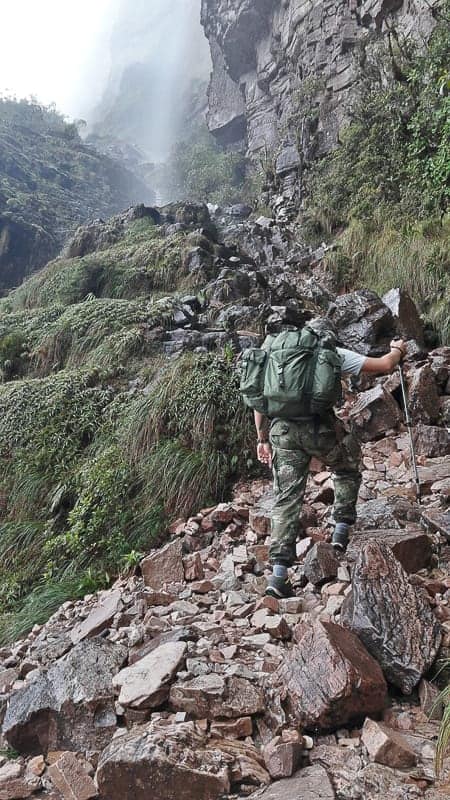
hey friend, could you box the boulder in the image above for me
[342,541,442,693]
[347,529,432,574]
[277,620,387,731]
[141,539,184,590]
[303,543,339,586]
[170,674,265,719]
[382,288,424,344]
[112,641,186,709]
[48,752,97,800]
[356,497,420,530]
[248,765,335,799]
[407,365,441,424]
[3,638,127,755]
[413,424,450,458]
[361,718,417,769]
[70,589,122,645]
[348,385,402,441]
[0,761,41,800]
[328,290,395,355]
[96,721,230,800]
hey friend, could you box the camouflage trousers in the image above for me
[269,415,362,565]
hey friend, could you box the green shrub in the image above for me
[166,126,247,205]
[304,8,450,233]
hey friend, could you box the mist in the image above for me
[89,0,211,162]
[0,0,211,165]
[0,0,115,117]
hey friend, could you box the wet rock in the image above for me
[112,641,187,709]
[141,539,184,590]
[48,752,97,800]
[343,541,442,693]
[170,674,265,719]
[407,365,441,424]
[277,620,387,731]
[362,718,417,769]
[348,384,402,442]
[328,290,395,355]
[347,529,432,574]
[303,543,339,587]
[3,638,127,755]
[249,765,335,799]
[382,289,424,345]
[71,589,122,645]
[413,424,450,458]
[96,721,230,800]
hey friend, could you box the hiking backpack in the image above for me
[239,322,342,418]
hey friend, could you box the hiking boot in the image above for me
[265,576,294,599]
[332,522,350,553]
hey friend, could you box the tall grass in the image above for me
[327,216,450,343]
[436,682,450,777]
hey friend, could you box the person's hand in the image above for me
[390,338,407,360]
[257,441,272,468]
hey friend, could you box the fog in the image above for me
[91,0,211,161]
[0,0,211,161]
[0,0,116,117]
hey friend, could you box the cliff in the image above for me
[201,0,439,192]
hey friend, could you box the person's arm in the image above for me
[254,410,272,467]
[361,339,407,375]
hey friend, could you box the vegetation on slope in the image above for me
[303,6,450,341]
[0,97,153,292]
[0,215,254,642]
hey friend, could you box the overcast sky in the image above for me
[0,0,116,118]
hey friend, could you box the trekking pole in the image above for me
[398,363,421,503]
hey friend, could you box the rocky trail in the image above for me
[0,203,448,799]
[0,229,449,796]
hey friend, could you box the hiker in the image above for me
[251,320,407,599]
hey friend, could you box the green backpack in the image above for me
[239,323,342,418]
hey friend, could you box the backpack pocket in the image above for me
[264,346,313,417]
[239,348,268,412]
[310,349,342,415]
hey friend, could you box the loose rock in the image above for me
[343,541,442,693]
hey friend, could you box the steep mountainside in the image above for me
[0,202,448,798]
[201,0,438,175]
[0,99,154,293]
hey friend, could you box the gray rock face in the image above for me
[343,541,442,694]
[96,721,231,800]
[3,638,127,755]
[329,290,395,355]
[201,0,436,207]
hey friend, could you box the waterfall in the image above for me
[90,0,211,163]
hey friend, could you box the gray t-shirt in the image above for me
[337,347,366,376]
